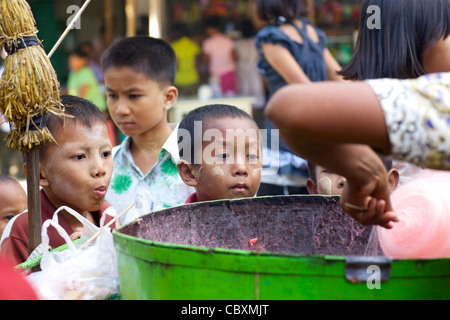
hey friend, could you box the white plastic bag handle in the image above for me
[41,219,77,258]
[27,206,98,262]
[52,206,99,238]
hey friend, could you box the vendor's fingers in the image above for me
[343,202,366,212]
[381,192,395,213]
[356,197,378,226]
[342,197,399,228]
[69,230,82,241]
[373,199,399,229]
[341,197,371,225]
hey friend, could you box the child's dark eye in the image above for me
[129,94,141,99]
[107,93,117,99]
[248,154,259,160]
[72,154,85,160]
[6,215,14,221]
[216,153,229,159]
[102,151,112,158]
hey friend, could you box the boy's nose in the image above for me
[91,159,107,178]
[115,99,130,115]
[232,162,248,176]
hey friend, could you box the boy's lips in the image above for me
[93,186,107,198]
[118,121,135,128]
[231,183,249,192]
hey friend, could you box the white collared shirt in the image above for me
[105,125,194,225]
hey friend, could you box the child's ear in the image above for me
[387,169,400,192]
[306,178,318,195]
[29,164,50,187]
[163,85,178,112]
[22,162,27,177]
[23,159,50,187]
[177,160,198,188]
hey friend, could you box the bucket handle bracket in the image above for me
[345,256,392,283]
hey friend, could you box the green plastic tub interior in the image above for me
[113,195,450,300]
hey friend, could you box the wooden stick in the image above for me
[255,240,260,300]
[78,202,135,250]
[26,149,41,257]
[47,0,92,59]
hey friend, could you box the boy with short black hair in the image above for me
[177,104,262,203]
[306,160,399,196]
[0,174,27,239]
[102,36,194,224]
[1,95,116,265]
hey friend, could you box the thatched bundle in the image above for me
[0,0,64,152]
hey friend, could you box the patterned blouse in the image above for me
[367,72,450,169]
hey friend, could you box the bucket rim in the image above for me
[113,228,450,279]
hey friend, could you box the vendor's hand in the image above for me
[69,227,83,241]
[340,174,399,229]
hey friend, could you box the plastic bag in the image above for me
[27,206,120,300]
[26,205,118,261]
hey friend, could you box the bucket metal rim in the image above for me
[113,228,450,278]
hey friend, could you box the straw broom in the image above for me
[0,0,64,152]
[0,0,64,260]
[0,0,91,260]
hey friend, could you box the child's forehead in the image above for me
[203,116,258,131]
[0,182,25,200]
[105,65,143,75]
[104,66,164,88]
[0,180,19,190]
[50,120,106,141]
[104,66,154,81]
[41,120,109,158]
[201,123,261,148]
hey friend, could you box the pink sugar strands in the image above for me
[377,169,450,259]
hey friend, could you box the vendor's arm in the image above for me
[265,81,398,228]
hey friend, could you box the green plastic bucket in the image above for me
[113,195,450,300]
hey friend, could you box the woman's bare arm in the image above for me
[261,43,311,84]
[265,82,398,228]
[323,48,345,81]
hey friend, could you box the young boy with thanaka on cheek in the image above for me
[0,175,27,239]
[0,96,116,265]
[177,104,262,203]
[306,160,399,196]
[102,36,194,225]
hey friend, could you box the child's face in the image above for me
[306,165,346,196]
[68,54,87,72]
[104,66,175,137]
[193,116,262,202]
[0,182,27,237]
[307,165,399,196]
[39,121,113,214]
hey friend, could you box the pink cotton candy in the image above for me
[377,169,450,259]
